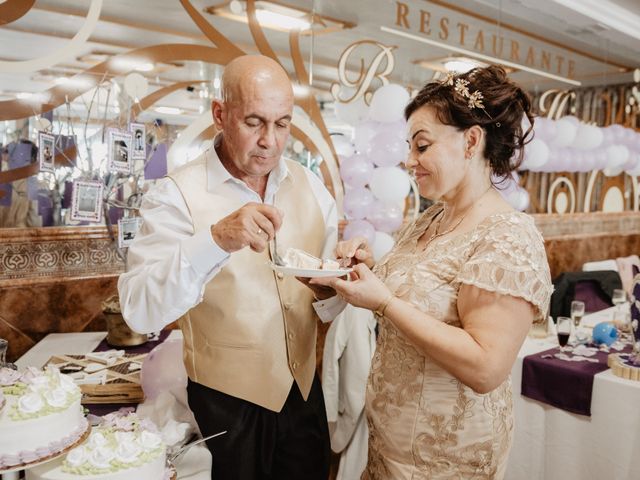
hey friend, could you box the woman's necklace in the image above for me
[422,185,494,247]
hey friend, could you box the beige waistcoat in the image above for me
[168,152,325,412]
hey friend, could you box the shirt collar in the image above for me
[206,133,293,193]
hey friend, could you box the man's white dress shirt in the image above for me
[119,145,344,333]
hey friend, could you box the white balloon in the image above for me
[523,138,549,169]
[34,117,52,131]
[551,117,578,148]
[123,73,148,100]
[332,135,356,157]
[369,84,410,124]
[370,166,411,203]
[506,188,530,211]
[605,145,630,171]
[571,123,598,150]
[624,153,640,176]
[372,231,395,261]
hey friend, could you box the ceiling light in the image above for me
[54,77,70,85]
[254,9,310,30]
[155,106,182,115]
[16,92,33,99]
[135,63,155,72]
[204,1,354,33]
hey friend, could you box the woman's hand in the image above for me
[309,263,391,311]
[335,237,375,269]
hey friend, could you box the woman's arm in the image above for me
[382,283,534,393]
[312,263,535,394]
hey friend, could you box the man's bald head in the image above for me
[211,55,295,185]
[222,55,293,105]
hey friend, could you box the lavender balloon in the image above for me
[367,200,404,233]
[343,219,376,246]
[343,187,375,220]
[369,130,408,168]
[340,154,374,189]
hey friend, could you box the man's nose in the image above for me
[257,124,276,149]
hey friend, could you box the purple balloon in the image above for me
[339,154,374,189]
[367,200,404,233]
[369,130,408,168]
[343,187,375,220]
[343,219,376,246]
[140,339,187,401]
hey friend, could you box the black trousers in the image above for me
[187,375,330,480]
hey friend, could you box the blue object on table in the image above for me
[592,321,618,346]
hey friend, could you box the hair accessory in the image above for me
[442,72,496,124]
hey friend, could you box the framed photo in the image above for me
[129,123,146,160]
[38,132,55,173]
[70,180,104,223]
[118,217,143,248]
[107,130,133,173]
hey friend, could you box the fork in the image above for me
[167,430,227,465]
[271,232,286,266]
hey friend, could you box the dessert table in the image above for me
[505,310,640,480]
[5,330,212,480]
[11,314,640,480]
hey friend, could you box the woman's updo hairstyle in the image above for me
[404,65,533,180]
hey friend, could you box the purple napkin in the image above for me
[93,329,171,354]
[522,346,614,416]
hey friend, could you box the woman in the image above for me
[312,66,552,479]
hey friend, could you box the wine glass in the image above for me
[611,289,627,329]
[570,300,585,328]
[612,289,627,308]
[556,317,572,351]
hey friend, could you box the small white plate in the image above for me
[269,263,352,278]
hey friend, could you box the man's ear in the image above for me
[211,99,224,130]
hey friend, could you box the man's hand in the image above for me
[211,203,283,253]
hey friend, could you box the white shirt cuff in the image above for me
[313,295,348,323]
[181,228,230,276]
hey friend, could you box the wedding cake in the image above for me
[282,247,340,270]
[27,410,171,480]
[0,366,88,470]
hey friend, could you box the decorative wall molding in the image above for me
[0,227,123,286]
[532,211,640,238]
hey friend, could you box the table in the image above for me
[505,327,640,479]
[5,330,211,480]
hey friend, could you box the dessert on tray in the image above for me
[0,366,88,471]
[281,247,341,270]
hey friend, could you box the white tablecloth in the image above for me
[506,334,640,480]
[14,325,640,480]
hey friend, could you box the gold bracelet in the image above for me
[374,293,395,318]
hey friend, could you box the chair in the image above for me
[550,270,622,320]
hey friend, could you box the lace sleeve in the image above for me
[456,215,553,323]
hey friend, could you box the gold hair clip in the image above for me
[442,73,497,125]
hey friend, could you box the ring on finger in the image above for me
[256,228,262,235]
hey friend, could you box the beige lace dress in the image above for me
[364,205,552,480]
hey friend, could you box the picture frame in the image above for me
[117,217,143,248]
[107,130,133,173]
[129,123,146,160]
[70,180,104,223]
[38,132,55,173]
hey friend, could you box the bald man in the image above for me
[118,55,337,478]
